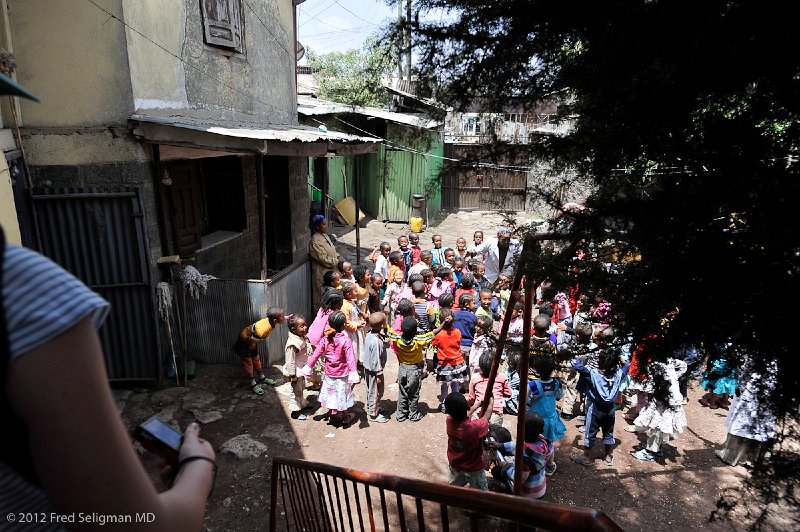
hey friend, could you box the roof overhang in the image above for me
[297,96,442,129]
[129,113,380,156]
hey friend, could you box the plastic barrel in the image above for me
[410,216,424,233]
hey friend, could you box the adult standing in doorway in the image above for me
[467,227,522,285]
[309,215,341,307]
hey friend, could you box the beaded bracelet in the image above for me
[177,456,217,497]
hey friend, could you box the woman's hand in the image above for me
[178,423,215,463]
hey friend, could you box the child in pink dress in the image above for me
[302,311,360,425]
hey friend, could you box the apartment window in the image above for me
[200,0,245,53]
[167,157,246,255]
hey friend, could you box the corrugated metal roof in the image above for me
[297,96,441,129]
[131,113,380,144]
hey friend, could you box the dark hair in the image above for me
[420,250,433,261]
[379,241,391,251]
[437,267,452,280]
[460,273,475,289]
[514,302,524,313]
[599,348,621,378]
[444,247,454,255]
[340,282,356,297]
[370,273,384,283]
[420,268,433,280]
[533,354,556,381]
[389,250,403,263]
[476,315,493,333]
[323,270,340,287]
[287,314,305,333]
[353,264,369,283]
[327,310,346,335]
[479,288,493,298]
[533,313,551,334]
[537,304,554,318]
[506,352,519,371]
[321,289,343,311]
[400,315,418,339]
[407,273,423,285]
[396,298,414,317]
[492,426,512,444]
[267,307,284,321]
[458,293,474,310]
[368,311,386,330]
[411,281,426,297]
[397,234,409,244]
[439,307,453,326]
[479,351,493,378]
[337,258,349,274]
[444,392,468,421]
[474,230,483,238]
[431,234,442,242]
[438,293,454,309]
[524,414,544,443]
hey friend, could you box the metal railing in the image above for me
[269,457,623,532]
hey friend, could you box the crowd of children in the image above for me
[234,228,753,500]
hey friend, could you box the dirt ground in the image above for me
[118,358,795,532]
[117,212,797,531]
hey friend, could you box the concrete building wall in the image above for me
[0,157,21,244]
[8,0,135,128]
[123,0,296,123]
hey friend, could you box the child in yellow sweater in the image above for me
[233,306,286,395]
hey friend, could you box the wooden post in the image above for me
[513,275,536,497]
[256,153,268,280]
[354,158,361,264]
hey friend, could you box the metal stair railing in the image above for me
[269,457,623,532]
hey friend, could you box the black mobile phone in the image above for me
[133,416,183,465]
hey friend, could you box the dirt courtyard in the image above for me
[118,211,795,531]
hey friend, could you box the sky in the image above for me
[296,0,397,60]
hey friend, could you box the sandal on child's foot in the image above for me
[545,462,557,476]
[251,383,264,395]
[258,375,277,386]
[570,453,592,467]
[631,448,655,462]
[604,455,615,466]
[371,413,390,423]
[292,413,308,421]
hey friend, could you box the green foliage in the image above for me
[401,4,800,505]
[307,36,395,107]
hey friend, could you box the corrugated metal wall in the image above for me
[31,187,160,380]
[442,143,528,211]
[380,125,444,222]
[184,259,311,365]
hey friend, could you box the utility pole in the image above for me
[406,0,412,82]
[397,1,404,81]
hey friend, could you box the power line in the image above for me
[334,0,380,27]
[242,0,292,58]
[298,0,338,28]
[84,0,289,117]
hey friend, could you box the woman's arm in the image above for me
[7,316,214,531]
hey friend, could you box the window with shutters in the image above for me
[200,0,245,53]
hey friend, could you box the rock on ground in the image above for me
[220,434,268,460]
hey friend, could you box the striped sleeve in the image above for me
[3,244,109,360]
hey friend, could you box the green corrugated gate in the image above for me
[308,124,443,223]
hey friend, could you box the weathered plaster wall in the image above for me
[20,127,147,166]
[124,0,296,123]
[121,0,189,110]
[8,0,134,128]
